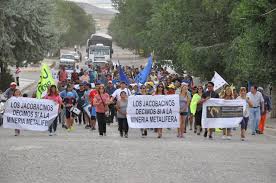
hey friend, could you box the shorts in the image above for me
[180,112,188,116]
[240,117,249,130]
[65,108,72,119]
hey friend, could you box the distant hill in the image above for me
[75,2,115,17]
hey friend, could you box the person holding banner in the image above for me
[221,86,234,140]
[201,81,219,139]
[237,87,253,141]
[137,85,149,137]
[178,84,191,138]
[13,89,22,136]
[116,91,129,138]
[93,85,111,136]
[44,85,62,136]
[155,83,166,138]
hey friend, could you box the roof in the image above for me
[91,33,112,40]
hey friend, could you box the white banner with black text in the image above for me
[202,98,246,128]
[127,95,180,128]
[3,97,59,131]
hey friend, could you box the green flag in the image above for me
[190,93,201,115]
[36,64,55,99]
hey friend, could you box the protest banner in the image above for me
[202,98,246,128]
[3,97,59,131]
[127,95,180,128]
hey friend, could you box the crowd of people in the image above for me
[2,63,272,141]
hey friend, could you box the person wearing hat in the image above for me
[3,82,17,99]
[111,81,131,101]
[167,84,176,95]
[257,87,271,134]
[146,82,154,95]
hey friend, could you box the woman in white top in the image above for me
[237,87,253,141]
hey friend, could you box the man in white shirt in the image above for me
[247,85,264,135]
[111,81,131,101]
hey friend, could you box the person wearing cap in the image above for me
[257,87,271,134]
[76,83,86,125]
[111,81,131,101]
[247,85,264,135]
[3,82,17,99]
[63,91,77,131]
[167,84,176,95]
[87,83,101,130]
[146,82,154,95]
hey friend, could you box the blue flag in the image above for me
[135,56,153,84]
[119,65,130,85]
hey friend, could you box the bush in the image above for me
[0,71,14,91]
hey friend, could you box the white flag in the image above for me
[211,71,228,91]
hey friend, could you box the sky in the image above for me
[69,0,114,10]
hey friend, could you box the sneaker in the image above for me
[85,125,91,129]
[251,132,256,135]
[209,135,213,139]
[241,137,245,141]
[222,135,227,140]
[53,131,57,136]
[67,128,71,132]
[49,132,53,136]
[197,133,200,136]
[124,134,128,138]
[227,136,231,140]
[91,127,96,130]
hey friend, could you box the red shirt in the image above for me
[89,89,98,105]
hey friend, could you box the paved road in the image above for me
[0,123,276,183]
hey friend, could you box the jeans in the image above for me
[49,117,58,133]
[249,108,261,133]
[96,112,106,135]
[118,118,128,134]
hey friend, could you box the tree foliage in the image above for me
[109,0,276,85]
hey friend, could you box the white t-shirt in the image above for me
[237,96,249,117]
[246,91,264,108]
[112,88,131,100]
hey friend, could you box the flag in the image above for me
[211,71,228,91]
[135,55,153,84]
[118,65,130,85]
[36,64,55,99]
[190,93,201,115]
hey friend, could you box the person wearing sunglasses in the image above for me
[155,83,166,138]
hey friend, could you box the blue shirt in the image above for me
[60,89,79,101]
